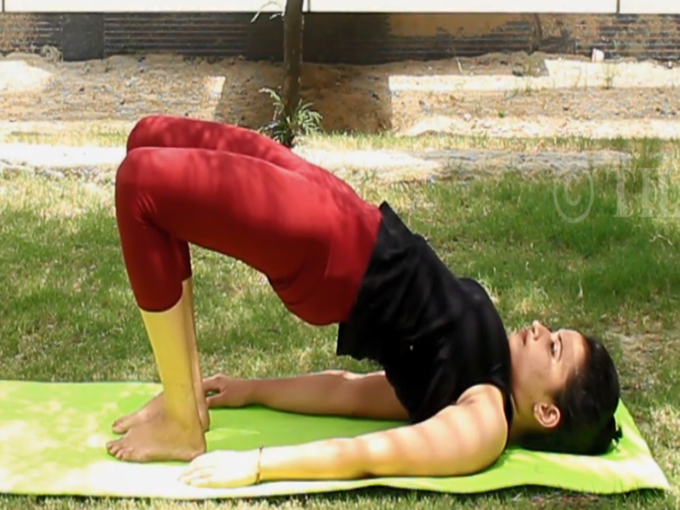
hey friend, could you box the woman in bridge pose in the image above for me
[109,115,621,488]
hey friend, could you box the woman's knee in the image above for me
[115,147,155,202]
[126,115,168,153]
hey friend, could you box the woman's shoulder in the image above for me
[458,277,496,302]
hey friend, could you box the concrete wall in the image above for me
[1,12,679,63]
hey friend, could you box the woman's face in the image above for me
[509,321,588,428]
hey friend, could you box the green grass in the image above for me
[4,126,131,148]
[0,140,679,509]
[299,132,654,154]
[6,123,677,157]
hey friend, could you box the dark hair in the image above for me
[519,334,622,455]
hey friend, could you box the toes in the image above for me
[112,416,131,434]
[108,440,137,462]
[106,439,122,456]
[116,447,133,461]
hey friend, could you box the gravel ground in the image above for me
[0,49,676,183]
[1,50,679,138]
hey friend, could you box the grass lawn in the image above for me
[3,123,674,155]
[0,137,678,509]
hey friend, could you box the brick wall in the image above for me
[1,12,679,63]
[0,13,62,53]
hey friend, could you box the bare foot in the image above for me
[107,411,206,463]
[112,392,210,435]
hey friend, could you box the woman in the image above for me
[109,115,621,488]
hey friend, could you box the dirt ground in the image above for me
[1,48,679,138]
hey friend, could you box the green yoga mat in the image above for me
[0,381,670,499]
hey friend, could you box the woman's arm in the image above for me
[181,383,509,488]
[204,370,409,421]
[259,383,508,481]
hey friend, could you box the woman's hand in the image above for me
[179,449,261,488]
[202,374,254,408]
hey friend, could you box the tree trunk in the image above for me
[282,0,304,137]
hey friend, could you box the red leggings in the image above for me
[114,116,382,325]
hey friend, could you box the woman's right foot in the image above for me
[107,409,206,463]
[112,392,210,434]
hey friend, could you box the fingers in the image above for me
[202,374,226,393]
[201,374,249,409]
[206,394,224,408]
[203,375,229,408]
[180,453,219,486]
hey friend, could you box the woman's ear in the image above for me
[532,402,561,429]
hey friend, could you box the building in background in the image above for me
[0,7,679,63]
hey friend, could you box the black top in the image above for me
[337,202,514,429]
